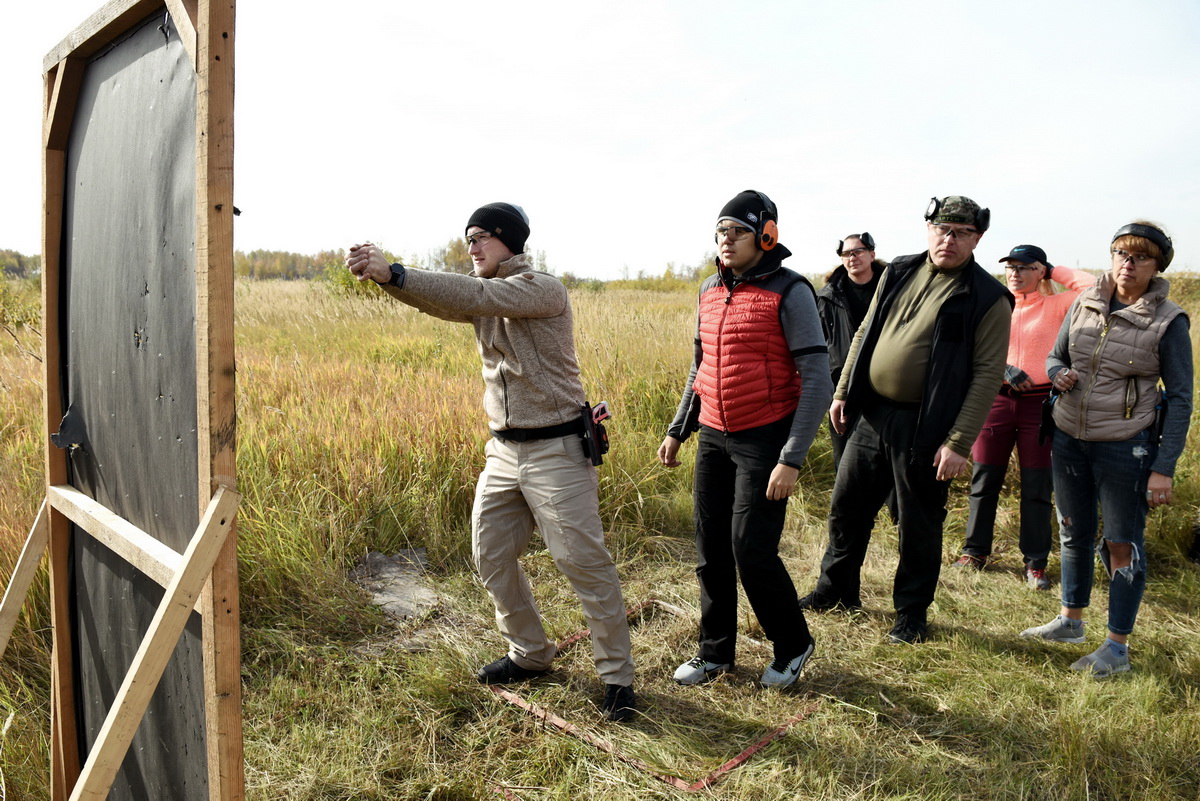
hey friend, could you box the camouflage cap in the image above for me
[928,195,982,226]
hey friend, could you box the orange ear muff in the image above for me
[760,219,778,251]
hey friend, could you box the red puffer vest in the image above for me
[691,262,804,433]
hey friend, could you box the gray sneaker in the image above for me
[673,657,732,685]
[1020,615,1086,643]
[1070,642,1130,678]
[1024,568,1051,591]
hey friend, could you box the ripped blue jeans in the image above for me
[1052,429,1154,635]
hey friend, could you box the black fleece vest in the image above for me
[842,252,1013,457]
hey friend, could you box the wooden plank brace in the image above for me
[0,500,50,659]
[67,486,240,801]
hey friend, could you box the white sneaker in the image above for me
[760,641,815,688]
[673,656,731,685]
[1020,615,1086,644]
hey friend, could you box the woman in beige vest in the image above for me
[1019,222,1191,678]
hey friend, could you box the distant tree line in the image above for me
[1,250,40,278]
[234,249,343,280]
[235,240,560,280]
[235,241,486,280]
[1,243,718,290]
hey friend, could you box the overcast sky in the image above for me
[2,0,1198,280]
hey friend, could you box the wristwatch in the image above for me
[386,262,406,288]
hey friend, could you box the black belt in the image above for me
[491,419,584,442]
[1000,384,1052,398]
[872,396,920,411]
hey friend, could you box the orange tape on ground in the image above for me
[487,598,822,794]
[490,686,694,792]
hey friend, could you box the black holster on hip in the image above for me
[579,403,609,466]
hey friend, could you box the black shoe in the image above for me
[1188,525,1200,564]
[799,591,860,613]
[476,655,549,684]
[602,684,636,722]
[887,612,928,645]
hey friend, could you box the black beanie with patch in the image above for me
[465,202,530,254]
[718,190,772,232]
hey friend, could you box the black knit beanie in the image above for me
[465,202,530,254]
[718,190,773,232]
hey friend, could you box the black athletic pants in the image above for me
[694,418,811,664]
[815,402,949,615]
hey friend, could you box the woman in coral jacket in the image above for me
[953,245,1094,589]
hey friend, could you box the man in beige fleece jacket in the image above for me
[347,203,635,721]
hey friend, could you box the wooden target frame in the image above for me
[17,1,242,798]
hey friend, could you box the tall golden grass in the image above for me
[3,274,1200,799]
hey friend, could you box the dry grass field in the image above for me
[3,274,1200,799]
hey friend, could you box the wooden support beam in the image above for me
[43,58,79,792]
[43,0,162,73]
[165,0,199,72]
[194,1,243,797]
[0,501,49,659]
[67,487,239,801]
[48,509,79,794]
[44,58,85,152]
[46,485,183,590]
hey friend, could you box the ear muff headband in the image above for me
[750,189,778,251]
[923,197,991,233]
[975,208,991,233]
[1111,223,1174,268]
[923,197,940,222]
[837,231,876,256]
[759,219,778,251]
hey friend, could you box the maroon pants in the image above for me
[971,391,1051,469]
[963,391,1053,568]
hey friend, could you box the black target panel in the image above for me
[60,11,208,799]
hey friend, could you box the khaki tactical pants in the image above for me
[472,434,635,686]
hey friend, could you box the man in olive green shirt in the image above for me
[801,196,1013,644]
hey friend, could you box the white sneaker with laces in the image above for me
[760,641,815,688]
[673,657,731,685]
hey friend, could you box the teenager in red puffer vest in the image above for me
[658,190,832,690]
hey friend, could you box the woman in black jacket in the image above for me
[815,233,885,471]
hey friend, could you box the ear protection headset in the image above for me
[714,190,780,251]
[749,189,779,251]
[923,196,991,233]
[836,231,876,256]
[1111,223,1174,269]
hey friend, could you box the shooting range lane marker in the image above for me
[487,599,823,794]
